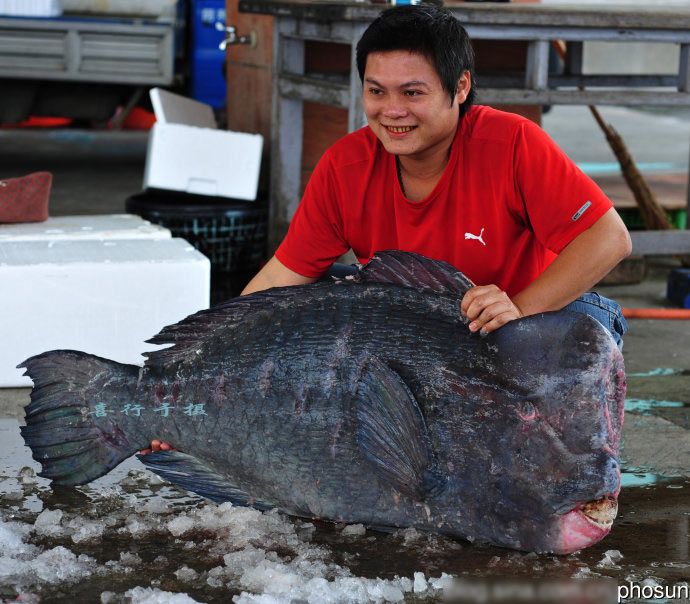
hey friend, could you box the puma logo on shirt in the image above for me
[465,227,486,246]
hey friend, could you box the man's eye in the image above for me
[368,88,382,95]
[404,90,421,97]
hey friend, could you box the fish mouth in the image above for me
[555,496,618,554]
[580,496,618,529]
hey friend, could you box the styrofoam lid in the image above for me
[0,238,208,266]
[0,214,171,242]
[150,88,217,129]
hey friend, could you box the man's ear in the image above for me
[454,71,472,105]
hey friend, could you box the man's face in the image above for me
[362,50,469,162]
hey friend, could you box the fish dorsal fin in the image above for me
[355,357,447,501]
[142,287,307,370]
[137,450,275,510]
[355,250,473,297]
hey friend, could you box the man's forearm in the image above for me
[241,255,317,296]
[512,208,632,316]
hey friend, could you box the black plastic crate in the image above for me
[667,268,690,309]
[126,189,267,303]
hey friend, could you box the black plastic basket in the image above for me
[126,189,268,303]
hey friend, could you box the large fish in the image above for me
[19,251,625,554]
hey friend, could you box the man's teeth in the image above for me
[387,126,415,133]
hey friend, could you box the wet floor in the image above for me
[1,366,689,603]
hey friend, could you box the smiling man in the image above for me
[241,4,631,343]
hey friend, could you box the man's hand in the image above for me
[460,285,524,335]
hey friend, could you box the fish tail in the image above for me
[18,350,142,486]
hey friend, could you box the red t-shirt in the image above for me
[276,105,612,297]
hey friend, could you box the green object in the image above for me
[618,208,686,230]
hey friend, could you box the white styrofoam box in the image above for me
[151,88,217,129]
[144,88,263,200]
[0,238,210,387]
[0,0,62,16]
[0,214,171,242]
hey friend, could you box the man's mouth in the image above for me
[384,125,417,134]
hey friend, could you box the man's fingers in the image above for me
[477,312,519,335]
[468,301,513,332]
[160,442,173,451]
[461,285,498,316]
[463,293,505,321]
[151,439,161,452]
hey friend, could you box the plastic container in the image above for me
[667,268,690,309]
[126,189,267,303]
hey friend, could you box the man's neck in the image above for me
[397,143,453,201]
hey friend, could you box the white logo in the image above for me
[464,227,486,246]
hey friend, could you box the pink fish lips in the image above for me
[558,495,619,554]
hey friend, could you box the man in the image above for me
[241,4,631,343]
[142,5,631,454]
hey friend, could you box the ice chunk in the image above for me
[124,513,160,538]
[429,573,454,591]
[120,552,143,567]
[33,509,64,537]
[174,566,199,582]
[224,546,266,575]
[604,549,623,562]
[571,566,595,579]
[399,527,421,545]
[0,478,24,500]
[71,519,105,544]
[207,565,231,588]
[32,546,96,583]
[125,586,202,603]
[341,524,366,537]
[18,466,38,485]
[413,572,428,593]
[167,515,195,537]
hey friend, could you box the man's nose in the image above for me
[382,98,408,119]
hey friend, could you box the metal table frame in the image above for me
[239,1,690,253]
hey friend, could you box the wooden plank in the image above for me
[479,74,679,89]
[525,39,549,90]
[630,231,690,255]
[348,23,366,133]
[279,73,349,108]
[680,44,690,93]
[464,24,690,44]
[239,1,690,32]
[270,20,305,250]
[475,88,690,106]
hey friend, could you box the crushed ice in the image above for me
[0,468,453,603]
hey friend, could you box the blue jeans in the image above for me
[324,264,627,348]
[562,292,628,350]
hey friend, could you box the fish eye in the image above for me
[517,401,537,422]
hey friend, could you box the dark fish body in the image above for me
[20,252,625,554]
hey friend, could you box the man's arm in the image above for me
[241,255,317,295]
[461,208,632,334]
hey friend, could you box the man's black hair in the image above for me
[356,4,476,115]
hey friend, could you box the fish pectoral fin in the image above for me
[355,357,447,501]
[136,451,274,510]
[356,250,473,297]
